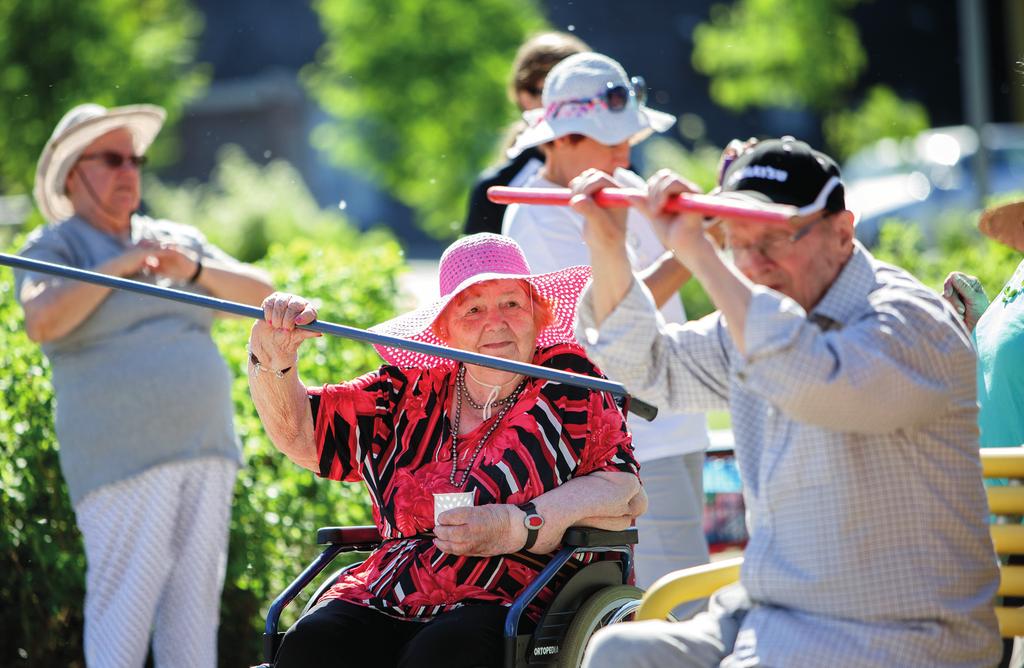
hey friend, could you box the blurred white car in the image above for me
[843,123,1024,246]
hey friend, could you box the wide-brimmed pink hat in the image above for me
[371,233,590,367]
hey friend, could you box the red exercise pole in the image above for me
[487,186,798,224]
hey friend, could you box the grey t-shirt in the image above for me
[14,214,242,505]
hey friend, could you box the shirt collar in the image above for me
[808,241,877,330]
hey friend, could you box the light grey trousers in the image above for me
[75,456,237,668]
[582,583,752,668]
[633,451,710,591]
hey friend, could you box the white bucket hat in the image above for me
[34,103,166,223]
[509,52,676,157]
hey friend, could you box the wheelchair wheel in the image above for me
[556,584,643,668]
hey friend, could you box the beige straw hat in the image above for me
[978,200,1024,252]
[34,103,165,223]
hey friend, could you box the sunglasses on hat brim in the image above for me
[548,76,647,119]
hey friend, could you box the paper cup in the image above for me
[434,492,474,524]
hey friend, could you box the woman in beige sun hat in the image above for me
[14,102,274,667]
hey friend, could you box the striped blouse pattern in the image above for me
[308,343,639,621]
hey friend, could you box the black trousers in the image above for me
[274,598,512,668]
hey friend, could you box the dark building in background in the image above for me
[161,0,1020,256]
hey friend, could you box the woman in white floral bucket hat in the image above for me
[509,51,675,158]
[501,51,711,600]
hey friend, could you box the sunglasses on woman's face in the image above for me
[78,151,148,169]
[548,76,648,119]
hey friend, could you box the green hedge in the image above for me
[0,233,405,666]
[871,205,1023,299]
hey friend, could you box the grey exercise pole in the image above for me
[0,252,657,421]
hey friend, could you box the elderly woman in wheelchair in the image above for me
[247,234,648,668]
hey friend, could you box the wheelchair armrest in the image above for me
[317,525,382,547]
[563,526,638,548]
[635,556,744,621]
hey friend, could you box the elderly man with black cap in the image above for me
[572,138,1001,667]
[14,104,273,667]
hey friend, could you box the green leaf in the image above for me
[302,0,546,239]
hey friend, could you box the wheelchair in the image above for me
[258,524,643,667]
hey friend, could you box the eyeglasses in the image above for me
[78,151,148,169]
[547,76,647,120]
[724,211,835,261]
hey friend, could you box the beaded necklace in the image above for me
[449,364,526,488]
[463,365,525,418]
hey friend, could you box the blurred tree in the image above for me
[824,85,930,160]
[146,145,361,263]
[303,0,546,239]
[692,0,927,158]
[872,208,1022,298]
[0,0,208,198]
[693,0,865,111]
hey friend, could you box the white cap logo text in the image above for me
[728,165,789,184]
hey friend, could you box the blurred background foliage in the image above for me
[0,0,208,199]
[871,196,1024,298]
[824,85,931,162]
[302,0,546,239]
[692,0,929,160]
[145,145,383,264]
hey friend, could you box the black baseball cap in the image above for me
[720,137,845,216]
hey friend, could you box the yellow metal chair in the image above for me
[635,447,1024,641]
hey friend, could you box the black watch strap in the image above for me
[518,501,544,551]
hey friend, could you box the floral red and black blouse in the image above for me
[307,343,639,622]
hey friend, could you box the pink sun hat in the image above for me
[370,233,591,368]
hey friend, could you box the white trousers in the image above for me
[75,457,237,668]
[634,451,710,591]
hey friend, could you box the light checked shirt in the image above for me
[577,242,1001,667]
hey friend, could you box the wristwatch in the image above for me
[518,502,545,551]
